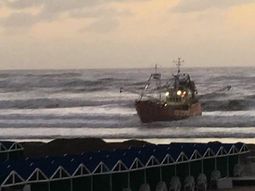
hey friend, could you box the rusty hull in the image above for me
[135,100,202,123]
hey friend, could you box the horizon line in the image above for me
[0,65,254,71]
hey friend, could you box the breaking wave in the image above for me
[201,98,255,111]
[0,67,254,141]
[0,98,133,109]
[0,94,254,111]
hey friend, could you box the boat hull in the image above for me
[135,100,202,123]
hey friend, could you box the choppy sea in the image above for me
[0,67,254,144]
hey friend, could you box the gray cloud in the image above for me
[173,0,254,12]
[0,8,58,28]
[71,7,130,33]
[2,0,110,23]
[3,0,139,13]
[0,12,38,27]
[69,8,131,19]
[1,0,136,28]
[4,0,103,10]
[82,18,119,33]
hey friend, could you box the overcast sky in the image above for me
[0,0,255,69]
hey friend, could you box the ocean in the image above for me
[0,67,254,144]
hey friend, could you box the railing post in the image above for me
[91,176,93,191]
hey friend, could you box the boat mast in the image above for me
[139,64,162,100]
[172,57,184,90]
[174,57,184,74]
[154,64,161,100]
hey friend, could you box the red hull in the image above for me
[135,100,202,123]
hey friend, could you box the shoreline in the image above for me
[20,138,152,158]
[6,137,255,145]
[18,137,255,158]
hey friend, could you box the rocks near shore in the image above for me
[21,138,152,158]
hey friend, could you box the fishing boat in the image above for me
[135,58,202,123]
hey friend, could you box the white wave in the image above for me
[0,127,255,140]
[0,106,136,116]
[0,68,254,141]
[203,110,255,117]
[0,110,254,128]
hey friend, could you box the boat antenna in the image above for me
[154,64,158,73]
[173,57,184,74]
